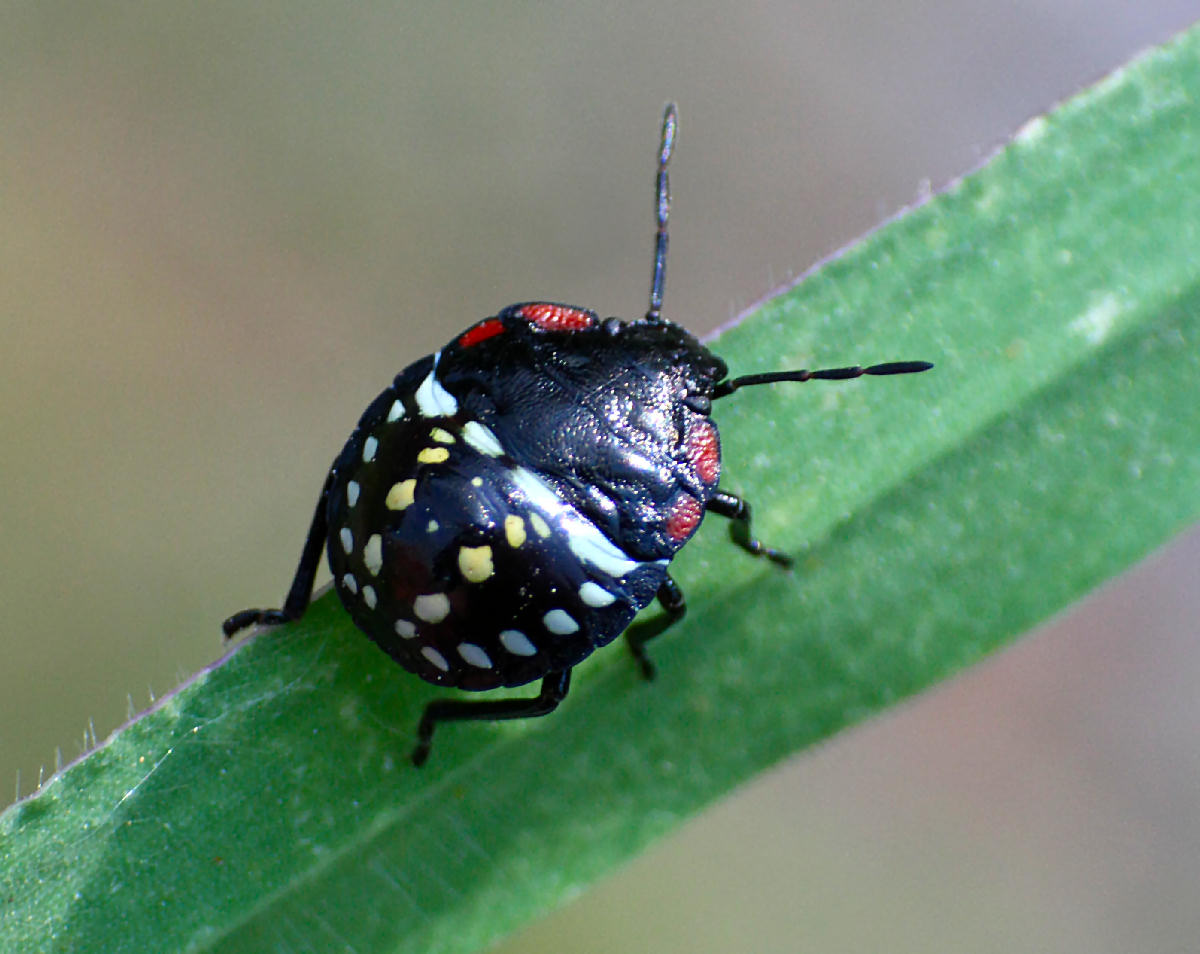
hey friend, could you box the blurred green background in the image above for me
[3,2,1199,951]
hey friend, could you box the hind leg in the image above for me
[222,473,332,638]
[411,669,572,766]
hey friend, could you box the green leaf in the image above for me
[5,24,1200,954]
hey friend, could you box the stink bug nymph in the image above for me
[223,105,931,765]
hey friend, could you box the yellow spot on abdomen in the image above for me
[385,479,416,510]
[529,513,552,539]
[504,515,527,548]
[430,427,456,444]
[458,545,494,583]
[417,446,450,464]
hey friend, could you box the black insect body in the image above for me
[223,105,931,765]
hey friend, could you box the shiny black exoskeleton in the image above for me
[223,105,931,765]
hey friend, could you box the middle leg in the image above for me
[624,575,686,681]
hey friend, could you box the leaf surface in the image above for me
[4,25,1200,954]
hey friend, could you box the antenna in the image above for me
[713,360,933,400]
[646,102,678,322]
[641,103,933,387]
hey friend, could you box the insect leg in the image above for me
[222,471,332,638]
[624,575,686,681]
[706,490,793,567]
[411,669,572,767]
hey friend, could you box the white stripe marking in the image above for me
[567,526,640,578]
[414,353,458,417]
[462,420,504,457]
[510,465,641,577]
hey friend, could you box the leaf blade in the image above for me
[4,24,1200,954]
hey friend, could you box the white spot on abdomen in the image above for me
[421,646,450,672]
[500,630,537,656]
[579,581,617,607]
[543,609,579,635]
[414,593,450,623]
[364,534,383,574]
[457,642,492,668]
[394,619,417,638]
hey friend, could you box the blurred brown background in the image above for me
[3,3,1198,951]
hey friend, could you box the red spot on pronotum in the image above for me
[518,303,596,332]
[458,318,506,348]
[665,493,703,542]
[685,419,720,485]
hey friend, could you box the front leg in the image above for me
[706,490,793,567]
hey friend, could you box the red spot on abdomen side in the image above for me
[458,318,506,348]
[685,419,721,485]
[665,493,703,542]
[517,303,596,332]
